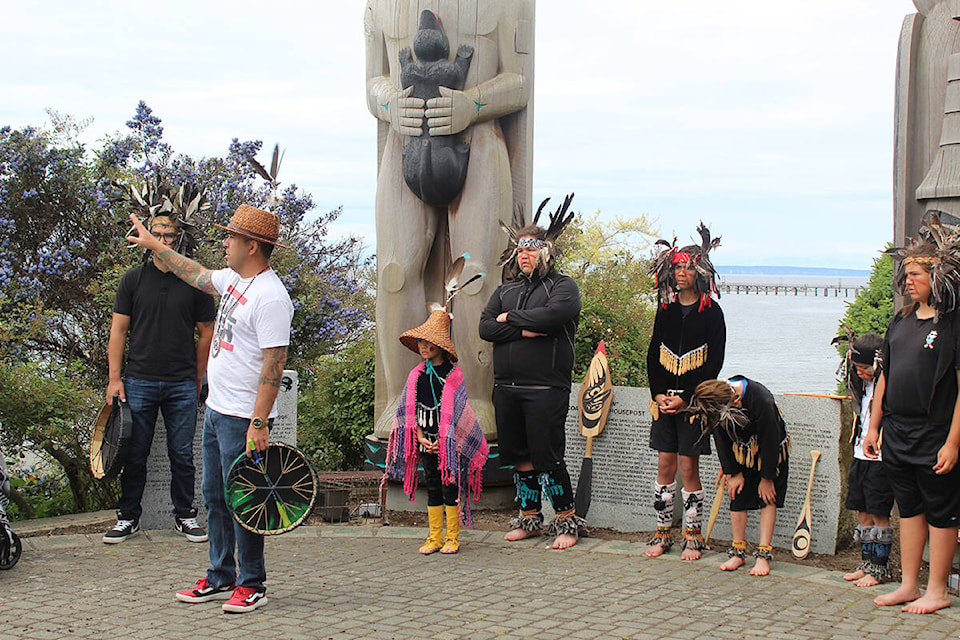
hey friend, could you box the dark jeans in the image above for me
[202,408,270,590]
[117,377,198,520]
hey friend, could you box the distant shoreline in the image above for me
[716,265,870,277]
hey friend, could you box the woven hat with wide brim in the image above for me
[214,204,291,248]
[399,309,458,361]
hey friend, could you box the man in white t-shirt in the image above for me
[126,204,293,614]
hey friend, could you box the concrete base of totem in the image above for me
[136,371,299,531]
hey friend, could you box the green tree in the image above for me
[297,330,376,470]
[557,211,658,386]
[837,251,894,341]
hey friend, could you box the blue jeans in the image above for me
[118,377,198,520]
[202,408,269,590]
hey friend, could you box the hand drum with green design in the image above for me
[225,442,319,535]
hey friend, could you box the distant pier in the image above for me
[718,283,864,297]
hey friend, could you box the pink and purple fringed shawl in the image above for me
[382,362,489,523]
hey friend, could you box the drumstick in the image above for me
[704,470,725,549]
[791,449,821,559]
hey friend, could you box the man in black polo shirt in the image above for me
[103,215,216,544]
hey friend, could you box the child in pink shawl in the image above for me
[384,309,489,554]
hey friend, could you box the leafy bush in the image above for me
[838,251,894,339]
[572,255,656,386]
[298,331,376,470]
[557,211,658,386]
[7,468,78,521]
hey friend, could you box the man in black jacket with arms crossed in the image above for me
[480,223,581,549]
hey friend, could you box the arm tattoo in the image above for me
[259,346,287,388]
[156,249,218,295]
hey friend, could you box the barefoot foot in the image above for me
[552,533,578,549]
[902,592,952,614]
[844,568,867,582]
[504,528,541,542]
[854,573,880,588]
[874,585,921,607]
[720,556,745,571]
[645,542,668,558]
[680,547,702,561]
[749,557,771,576]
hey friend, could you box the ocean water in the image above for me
[715,277,869,394]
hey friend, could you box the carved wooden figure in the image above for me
[895,1,960,243]
[365,0,535,440]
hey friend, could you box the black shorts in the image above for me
[845,458,894,517]
[883,457,960,528]
[649,408,710,457]
[729,459,789,512]
[494,385,568,470]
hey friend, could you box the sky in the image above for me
[1,0,920,269]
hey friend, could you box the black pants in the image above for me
[422,452,458,507]
[494,385,568,469]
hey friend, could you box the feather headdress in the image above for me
[685,379,748,443]
[121,179,210,259]
[248,143,285,211]
[831,326,882,409]
[497,193,576,281]
[649,221,721,310]
[885,210,960,320]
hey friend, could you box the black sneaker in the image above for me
[175,515,208,543]
[102,518,140,544]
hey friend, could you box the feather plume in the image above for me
[426,254,486,316]
[248,143,285,211]
[544,193,576,247]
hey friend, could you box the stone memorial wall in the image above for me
[562,386,844,555]
[139,371,298,530]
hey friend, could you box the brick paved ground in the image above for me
[2,524,960,639]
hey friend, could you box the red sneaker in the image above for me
[222,586,268,613]
[175,578,234,603]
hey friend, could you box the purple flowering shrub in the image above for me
[0,102,374,513]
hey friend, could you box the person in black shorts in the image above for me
[863,233,960,615]
[834,332,894,586]
[688,377,789,576]
[479,201,582,549]
[645,224,725,560]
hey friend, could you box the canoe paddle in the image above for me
[574,341,613,520]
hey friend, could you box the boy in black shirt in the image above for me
[863,237,960,614]
[688,377,789,575]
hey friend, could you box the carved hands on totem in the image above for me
[381,84,478,138]
[382,85,425,137]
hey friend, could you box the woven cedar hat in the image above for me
[214,204,291,249]
[399,309,458,362]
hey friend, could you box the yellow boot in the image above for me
[441,505,460,554]
[419,506,444,554]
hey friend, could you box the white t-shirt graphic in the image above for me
[206,267,293,419]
